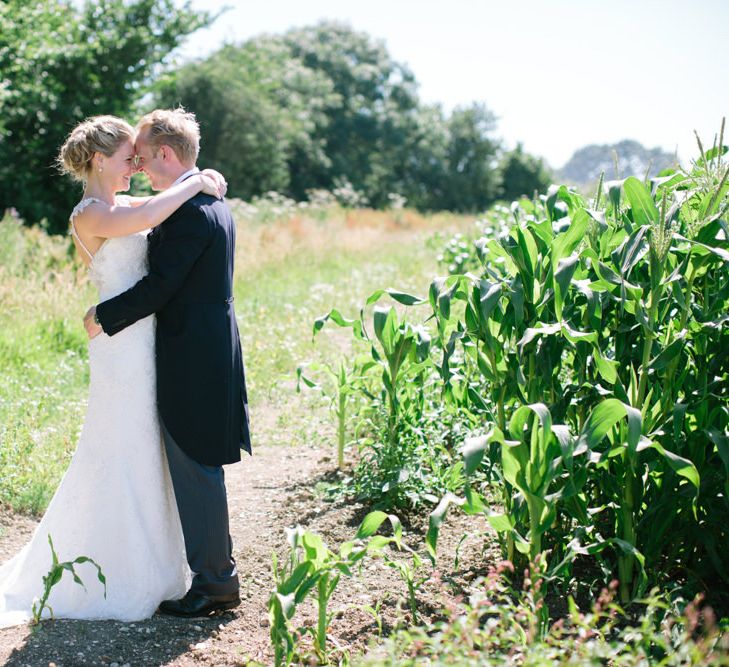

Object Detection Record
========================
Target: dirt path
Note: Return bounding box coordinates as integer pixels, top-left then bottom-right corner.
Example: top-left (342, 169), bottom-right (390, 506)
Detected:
top-left (0, 435), bottom-right (494, 667)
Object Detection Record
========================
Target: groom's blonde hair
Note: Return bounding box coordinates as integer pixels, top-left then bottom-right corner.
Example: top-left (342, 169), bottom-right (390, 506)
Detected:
top-left (137, 108), bottom-right (200, 167)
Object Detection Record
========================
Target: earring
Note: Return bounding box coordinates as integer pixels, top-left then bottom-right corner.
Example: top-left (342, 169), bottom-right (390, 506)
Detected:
top-left (98, 166), bottom-right (103, 173)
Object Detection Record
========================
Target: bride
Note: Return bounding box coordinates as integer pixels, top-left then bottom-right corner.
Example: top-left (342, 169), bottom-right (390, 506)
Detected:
top-left (0, 115), bottom-right (225, 627)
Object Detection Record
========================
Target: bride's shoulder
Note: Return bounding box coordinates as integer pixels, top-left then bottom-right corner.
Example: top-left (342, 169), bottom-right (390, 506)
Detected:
top-left (70, 197), bottom-right (105, 222)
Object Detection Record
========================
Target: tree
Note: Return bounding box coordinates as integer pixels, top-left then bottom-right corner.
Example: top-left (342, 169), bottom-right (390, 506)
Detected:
top-left (559, 139), bottom-right (677, 186)
top-left (0, 0), bottom-right (210, 232)
top-left (498, 143), bottom-right (552, 201)
top-left (156, 21), bottom-right (503, 212)
top-left (380, 103), bottom-right (450, 211)
top-left (154, 39), bottom-right (337, 200)
top-left (156, 22), bottom-right (444, 207)
top-left (440, 103), bottom-right (501, 212)
top-left (157, 22), bottom-right (502, 212)
top-left (280, 21), bottom-right (424, 206)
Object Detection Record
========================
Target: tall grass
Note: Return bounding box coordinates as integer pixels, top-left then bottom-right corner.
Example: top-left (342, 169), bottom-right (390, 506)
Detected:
top-left (0, 217), bottom-right (91, 513)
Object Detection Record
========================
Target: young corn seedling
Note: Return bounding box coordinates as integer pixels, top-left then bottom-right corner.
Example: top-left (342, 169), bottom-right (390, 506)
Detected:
top-left (313, 289), bottom-right (431, 500)
top-left (297, 356), bottom-right (376, 470)
top-left (268, 511), bottom-right (402, 665)
top-left (32, 534), bottom-right (106, 624)
top-left (380, 549), bottom-right (428, 624)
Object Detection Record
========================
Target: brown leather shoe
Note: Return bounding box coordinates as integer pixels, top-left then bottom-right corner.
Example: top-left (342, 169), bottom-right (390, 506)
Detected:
top-left (158, 590), bottom-right (240, 618)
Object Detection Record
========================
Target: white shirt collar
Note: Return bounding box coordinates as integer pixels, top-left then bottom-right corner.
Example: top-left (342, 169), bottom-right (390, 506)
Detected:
top-left (171, 167), bottom-right (200, 187)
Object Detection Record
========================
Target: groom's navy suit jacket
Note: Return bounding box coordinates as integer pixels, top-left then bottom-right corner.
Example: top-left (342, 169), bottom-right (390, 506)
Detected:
top-left (96, 192), bottom-right (251, 466)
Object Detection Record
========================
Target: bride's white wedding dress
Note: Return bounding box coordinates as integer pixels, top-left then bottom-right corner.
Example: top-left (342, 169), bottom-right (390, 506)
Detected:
top-left (0, 197), bottom-right (189, 628)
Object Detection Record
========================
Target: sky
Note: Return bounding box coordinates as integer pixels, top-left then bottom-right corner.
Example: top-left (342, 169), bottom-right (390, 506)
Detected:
top-left (175, 0), bottom-right (729, 169)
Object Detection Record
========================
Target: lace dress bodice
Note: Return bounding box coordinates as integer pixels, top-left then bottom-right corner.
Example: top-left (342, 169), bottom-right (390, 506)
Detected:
top-left (69, 196), bottom-right (149, 301)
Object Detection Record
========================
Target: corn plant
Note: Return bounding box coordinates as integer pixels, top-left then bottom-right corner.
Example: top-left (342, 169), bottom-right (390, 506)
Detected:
top-left (32, 534), bottom-right (106, 624)
top-left (314, 289), bottom-right (430, 446)
top-left (432, 397), bottom-right (700, 600)
top-left (297, 355), bottom-right (376, 469)
top-left (269, 511), bottom-right (402, 666)
top-left (355, 575), bottom-right (729, 666)
top-left (313, 289), bottom-right (437, 507)
top-left (307, 123), bottom-right (728, 609)
top-left (424, 124), bottom-right (728, 603)
top-left (382, 551), bottom-right (428, 625)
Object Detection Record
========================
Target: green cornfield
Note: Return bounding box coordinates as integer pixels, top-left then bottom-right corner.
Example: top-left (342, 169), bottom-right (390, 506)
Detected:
top-left (314, 125), bottom-right (729, 615)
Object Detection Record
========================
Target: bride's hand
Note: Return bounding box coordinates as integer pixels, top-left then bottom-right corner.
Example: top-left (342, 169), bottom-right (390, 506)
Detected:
top-left (198, 173), bottom-right (223, 199)
top-left (201, 169), bottom-right (227, 198)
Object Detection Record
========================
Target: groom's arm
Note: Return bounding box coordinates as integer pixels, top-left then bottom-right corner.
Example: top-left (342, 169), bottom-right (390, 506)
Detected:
top-left (96, 204), bottom-right (213, 336)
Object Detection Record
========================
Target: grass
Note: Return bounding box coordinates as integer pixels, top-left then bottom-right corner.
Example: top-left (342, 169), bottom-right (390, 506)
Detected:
top-left (0, 204), bottom-right (474, 514)
top-left (354, 569), bottom-right (729, 666)
top-left (0, 219), bottom-right (92, 513)
top-left (232, 205), bottom-right (474, 447)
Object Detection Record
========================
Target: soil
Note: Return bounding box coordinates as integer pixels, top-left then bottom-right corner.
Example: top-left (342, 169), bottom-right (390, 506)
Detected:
top-left (0, 429), bottom-right (497, 666)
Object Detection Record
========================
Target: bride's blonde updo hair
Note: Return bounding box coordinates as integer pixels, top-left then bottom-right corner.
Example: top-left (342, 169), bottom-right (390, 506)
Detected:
top-left (58, 115), bottom-right (135, 182)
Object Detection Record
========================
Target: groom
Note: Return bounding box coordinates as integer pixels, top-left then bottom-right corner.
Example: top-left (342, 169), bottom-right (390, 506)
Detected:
top-left (83, 108), bottom-right (252, 617)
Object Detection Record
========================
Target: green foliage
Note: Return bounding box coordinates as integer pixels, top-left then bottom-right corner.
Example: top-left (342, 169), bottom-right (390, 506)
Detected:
top-left (380, 550), bottom-right (428, 625)
top-left (154, 38), bottom-right (336, 200)
top-left (499, 143), bottom-right (553, 201)
top-left (312, 289), bottom-right (470, 510)
top-left (32, 534), bottom-right (106, 624)
top-left (346, 407), bottom-right (467, 511)
top-left (436, 206), bottom-right (512, 275)
top-left (0, 0), bottom-right (210, 233)
top-left (453, 137), bottom-right (727, 605)
top-left (297, 356), bottom-right (376, 470)
top-left (439, 104), bottom-right (501, 211)
top-left (0, 214), bottom-right (92, 514)
top-left (314, 289), bottom-right (430, 454)
top-left (354, 567), bottom-right (728, 666)
top-left (269, 511), bottom-right (402, 666)
top-left (437, 233), bottom-right (479, 275)
top-left (154, 22), bottom-right (504, 213)
top-left (313, 125), bottom-right (729, 611)
top-left (282, 21), bottom-right (423, 208)
top-left (2, 12), bottom-right (548, 225)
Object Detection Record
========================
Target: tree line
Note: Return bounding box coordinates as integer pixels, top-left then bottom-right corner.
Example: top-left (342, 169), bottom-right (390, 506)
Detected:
top-left (0, 1), bottom-right (551, 234)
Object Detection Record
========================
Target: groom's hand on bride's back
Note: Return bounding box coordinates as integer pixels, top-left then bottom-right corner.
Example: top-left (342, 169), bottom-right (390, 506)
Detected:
top-left (83, 306), bottom-right (103, 339)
